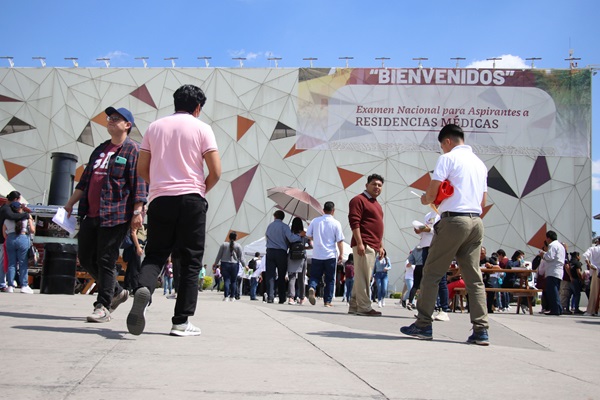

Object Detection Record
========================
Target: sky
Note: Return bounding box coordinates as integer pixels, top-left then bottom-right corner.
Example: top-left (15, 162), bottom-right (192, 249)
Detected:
top-left (3, 0), bottom-right (600, 231)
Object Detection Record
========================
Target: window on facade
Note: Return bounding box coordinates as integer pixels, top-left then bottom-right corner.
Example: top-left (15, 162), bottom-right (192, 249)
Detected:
top-left (270, 121), bottom-right (296, 140)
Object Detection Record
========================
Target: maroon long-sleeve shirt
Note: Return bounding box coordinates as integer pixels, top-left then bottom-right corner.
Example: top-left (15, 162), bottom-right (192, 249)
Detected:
top-left (348, 191), bottom-right (384, 249)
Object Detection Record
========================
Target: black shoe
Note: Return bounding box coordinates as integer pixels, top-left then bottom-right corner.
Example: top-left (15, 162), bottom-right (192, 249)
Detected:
top-left (574, 309), bottom-right (585, 315)
top-left (267, 299), bottom-right (274, 304)
top-left (563, 310), bottom-right (573, 315)
top-left (544, 311), bottom-right (561, 316)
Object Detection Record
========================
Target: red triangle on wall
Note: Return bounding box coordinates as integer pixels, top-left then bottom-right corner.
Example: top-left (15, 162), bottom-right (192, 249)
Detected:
top-left (527, 223), bottom-right (547, 250)
top-left (337, 167), bottom-right (363, 189)
top-left (130, 85), bottom-right (157, 109)
top-left (237, 116), bottom-right (255, 141)
top-left (410, 173), bottom-right (431, 192)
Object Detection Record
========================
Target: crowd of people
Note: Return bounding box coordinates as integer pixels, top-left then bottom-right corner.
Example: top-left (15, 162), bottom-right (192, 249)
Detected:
top-left (3, 100), bottom-right (599, 346)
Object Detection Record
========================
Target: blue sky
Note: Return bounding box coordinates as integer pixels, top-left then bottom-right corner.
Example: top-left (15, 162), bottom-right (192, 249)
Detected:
top-left (3, 0), bottom-right (600, 230)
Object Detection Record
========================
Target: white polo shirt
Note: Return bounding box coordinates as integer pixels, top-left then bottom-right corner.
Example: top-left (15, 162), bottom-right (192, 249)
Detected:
top-left (432, 144), bottom-right (487, 214)
top-left (306, 214), bottom-right (345, 260)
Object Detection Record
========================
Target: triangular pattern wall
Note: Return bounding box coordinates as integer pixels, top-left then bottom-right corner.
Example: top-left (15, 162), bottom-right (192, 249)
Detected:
top-left (0, 67), bottom-right (592, 286)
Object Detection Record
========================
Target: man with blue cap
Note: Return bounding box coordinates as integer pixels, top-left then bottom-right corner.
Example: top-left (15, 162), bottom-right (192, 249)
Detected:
top-left (65, 106), bottom-right (147, 323)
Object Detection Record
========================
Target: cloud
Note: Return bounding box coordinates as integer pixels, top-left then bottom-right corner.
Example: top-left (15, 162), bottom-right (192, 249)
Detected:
top-left (227, 49), bottom-right (278, 64)
top-left (592, 160), bottom-right (600, 191)
top-left (466, 54), bottom-right (530, 69)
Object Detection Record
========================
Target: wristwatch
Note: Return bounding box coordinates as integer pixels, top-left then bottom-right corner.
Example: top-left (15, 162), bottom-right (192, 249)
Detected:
top-left (133, 209), bottom-right (143, 216)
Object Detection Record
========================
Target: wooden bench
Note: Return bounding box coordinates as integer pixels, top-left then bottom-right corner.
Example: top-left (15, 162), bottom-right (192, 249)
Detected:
top-left (453, 287), bottom-right (542, 315)
top-left (76, 257), bottom-right (128, 295)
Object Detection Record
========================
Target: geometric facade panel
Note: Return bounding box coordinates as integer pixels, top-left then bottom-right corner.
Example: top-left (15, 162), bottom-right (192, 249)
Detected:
top-left (1, 116), bottom-right (35, 135)
top-left (522, 156), bottom-right (551, 197)
top-left (487, 166), bottom-right (518, 198)
top-left (0, 67), bottom-right (591, 289)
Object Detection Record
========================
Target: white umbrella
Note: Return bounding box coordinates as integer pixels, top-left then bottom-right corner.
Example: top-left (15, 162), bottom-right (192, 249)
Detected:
top-left (267, 186), bottom-right (323, 221)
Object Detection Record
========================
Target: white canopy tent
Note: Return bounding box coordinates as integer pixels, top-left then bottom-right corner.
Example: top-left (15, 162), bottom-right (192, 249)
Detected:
top-left (0, 174), bottom-right (28, 204)
top-left (243, 236), bottom-right (353, 261)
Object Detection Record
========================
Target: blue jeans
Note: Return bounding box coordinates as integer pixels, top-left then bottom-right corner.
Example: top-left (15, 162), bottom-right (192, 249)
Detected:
top-left (163, 276), bottom-right (173, 294)
top-left (375, 271), bottom-right (388, 302)
top-left (0, 243), bottom-right (6, 288)
top-left (309, 258), bottom-right (336, 304)
top-left (250, 277), bottom-right (258, 299)
top-left (6, 233), bottom-right (29, 287)
top-left (402, 278), bottom-right (414, 302)
top-left (345, 277), bottom-right (354, 301)
top-left (220, 262), bottom-right (238, 299)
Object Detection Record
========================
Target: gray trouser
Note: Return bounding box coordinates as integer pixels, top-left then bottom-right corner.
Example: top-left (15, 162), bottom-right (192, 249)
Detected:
top-left (416, 215), bottom-right (489, 331)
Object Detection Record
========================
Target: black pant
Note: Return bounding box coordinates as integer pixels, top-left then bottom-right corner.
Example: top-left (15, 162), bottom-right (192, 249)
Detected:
top-left (78, 217), bottom-right (129, 308)
top-left (408, 246), bottom-right (429, 303)
top-left (266, 248), bottom-right (288, 303)
top-left (137, 194), bottom-right (208, 325)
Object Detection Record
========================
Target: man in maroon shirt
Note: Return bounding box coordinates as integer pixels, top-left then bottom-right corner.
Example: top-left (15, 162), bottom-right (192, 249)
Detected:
top-left (348, 174), bottom-right (385, 316)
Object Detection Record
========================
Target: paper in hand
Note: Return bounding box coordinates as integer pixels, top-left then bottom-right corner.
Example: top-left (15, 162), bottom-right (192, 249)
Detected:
top-left (52, 207), bottom-right (77, 235)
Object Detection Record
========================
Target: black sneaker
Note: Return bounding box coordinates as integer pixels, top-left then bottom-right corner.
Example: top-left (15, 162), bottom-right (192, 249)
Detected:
top-left (127, 287), bottom-right (150, 336)
top-left (467, 329), bottom-right (490, 346)
top-left (400, 323), bottom-right (432, 340)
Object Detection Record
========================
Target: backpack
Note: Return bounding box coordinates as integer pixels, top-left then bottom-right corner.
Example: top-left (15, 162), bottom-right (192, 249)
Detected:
top-left (289, 241), bottom-right (306, 260)
top-left (248, 258), bottom-right (257, 271)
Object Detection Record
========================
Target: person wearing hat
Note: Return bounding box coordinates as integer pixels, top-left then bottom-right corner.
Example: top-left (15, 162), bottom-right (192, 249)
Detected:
top-left (64, 106), bottom-right (147, 323)
top-left (0, 191), bottom-right (31, 292)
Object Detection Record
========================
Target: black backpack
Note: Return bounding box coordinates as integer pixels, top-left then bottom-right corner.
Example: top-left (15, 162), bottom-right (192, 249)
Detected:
top-left (289, 241), bottom-right (306, 260)
top-left (248, 258), bottom-right (257, 270)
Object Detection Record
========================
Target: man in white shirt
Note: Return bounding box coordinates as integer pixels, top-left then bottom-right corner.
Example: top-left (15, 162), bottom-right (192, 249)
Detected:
top-left (539, 230), bottom-right (566, 315)
top-left (306, 201), bottom-right (345, 307)
top-left (583, 238), bottom-right (600, 315)
top-left (401, 124), bottom-right (489, 345)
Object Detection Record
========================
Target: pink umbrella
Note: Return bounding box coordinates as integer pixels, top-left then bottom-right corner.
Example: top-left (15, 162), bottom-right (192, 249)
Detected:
top-left (267, 186), bottom-right (323, 221)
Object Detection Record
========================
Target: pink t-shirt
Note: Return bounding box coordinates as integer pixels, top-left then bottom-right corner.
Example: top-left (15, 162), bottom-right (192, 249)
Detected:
top-left (141, 113), bottom-right (218, 202)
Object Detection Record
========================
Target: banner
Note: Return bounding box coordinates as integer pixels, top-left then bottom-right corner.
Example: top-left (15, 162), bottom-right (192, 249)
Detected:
top-left (296, 68), bottom-right (591, 157)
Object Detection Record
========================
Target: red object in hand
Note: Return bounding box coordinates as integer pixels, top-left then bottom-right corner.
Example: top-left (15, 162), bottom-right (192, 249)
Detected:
top-left (434, 180), bottom-right (454, 206)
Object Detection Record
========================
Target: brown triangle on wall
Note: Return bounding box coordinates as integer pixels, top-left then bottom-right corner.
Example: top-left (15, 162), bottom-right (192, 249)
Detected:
top-left (130, 84), bottom-right (157, 109)
top-left (0, 95), bottom-right (21, 102)
top-left (237, 115), bottom-right (255, 141)
top-left (410, 173), bottom-right (431, 192)
top-left (284, 144), bottom-right (305, 159)
top-left (92, 111), bottom-right (109, 128)
top-left (3, 160), bottom-right (26, 180)
top-left (337, 167), bottom-right (363, 189)
top-left (527, 223), bottom-right (547, 250)
top-left (225, 230), bottom-right (249, 242)
top-left (74, 165), bottom-right (86, 183)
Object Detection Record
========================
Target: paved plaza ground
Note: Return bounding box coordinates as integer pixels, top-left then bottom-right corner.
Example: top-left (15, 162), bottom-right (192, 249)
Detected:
top-left (1, 289), bottom-right (598, 399)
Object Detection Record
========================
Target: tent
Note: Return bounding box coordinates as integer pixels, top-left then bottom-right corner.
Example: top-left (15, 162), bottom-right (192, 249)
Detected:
top-left (243, 236), bottom-right (353, 261)
top-left (0, 174), bottom-right (28, 205)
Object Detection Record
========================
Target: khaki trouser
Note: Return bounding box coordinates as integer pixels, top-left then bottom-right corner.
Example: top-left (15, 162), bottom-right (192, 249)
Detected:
top-left (586, 272), bottom-right (600, 314)
top-left (349, 245), bottom-right (376, 313)
top-left (416, 215), bottom-right (489, 331)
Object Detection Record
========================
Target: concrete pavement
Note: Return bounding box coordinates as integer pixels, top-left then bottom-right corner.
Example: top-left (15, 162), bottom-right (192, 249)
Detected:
top-left (1, 289), bottom-right (598, 399)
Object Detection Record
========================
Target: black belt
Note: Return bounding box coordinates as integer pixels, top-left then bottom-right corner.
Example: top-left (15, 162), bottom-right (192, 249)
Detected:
top-left (440, 211), bottom-right (480, 218)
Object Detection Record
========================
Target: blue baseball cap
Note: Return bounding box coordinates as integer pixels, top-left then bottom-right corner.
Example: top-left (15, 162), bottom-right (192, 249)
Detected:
top-left (105, 106), bottom-right (135, 126)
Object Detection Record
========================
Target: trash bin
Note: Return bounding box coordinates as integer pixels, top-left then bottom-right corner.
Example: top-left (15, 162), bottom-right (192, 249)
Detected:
top-left (40, 242), bottom-right (77, 295)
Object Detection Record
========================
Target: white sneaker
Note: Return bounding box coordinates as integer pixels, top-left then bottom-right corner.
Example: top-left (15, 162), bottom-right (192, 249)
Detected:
top-left (223, 297), bottom-right (227, 301)
top-left (87, 305), bottom-right (111, 323)
top-left (377, 301), bottom-right (382, 308)
top-left (170, 321), bottom-right (201, 337)
top-left (434, 310), bottom-right (450, 322)
top-left (382, 299), bottom-right (385, 307)
top-left (7, 286), bottom-right (14, 293)
top-left (20, 286), bottom-right (34, 294)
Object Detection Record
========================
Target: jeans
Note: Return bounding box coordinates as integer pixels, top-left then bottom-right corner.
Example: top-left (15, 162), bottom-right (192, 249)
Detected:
top-left (137, 194), bottom-right (208, 325)
top-left (265, 248), bottom-right (288, 303)
top-left (544, 276), bottom-right (562, 315)
top-left (163, 276), bottom-right (173, 294)
top-left (345, 277), bottom-right (354, 301)
top-left (402, 278), bottom-right (414, 302)
top-left (436, 274), bottom-right (450, 311)
top-left (77, 217), bottom-right (129, 308)
top-left (309, 258), bottom-right (336, 304)
top-left (250, 277), bottom-right (258, 299)
top-left (6, 233), bottom-right (29, 287)
top-left (570, 279), bottom-right (583, 310)
top-left (220, 262), bottom-right (238, 299)
top-left (0, 243), bottom-right (6, 287)
top-left (409, 265), bottom-right (424, 303)
top-left (375, 271), bottom-right (388, 302)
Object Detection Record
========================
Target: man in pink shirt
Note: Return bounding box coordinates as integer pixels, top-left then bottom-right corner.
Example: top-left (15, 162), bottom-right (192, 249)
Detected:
top-left (127, 84), bottom-right (221, 337)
